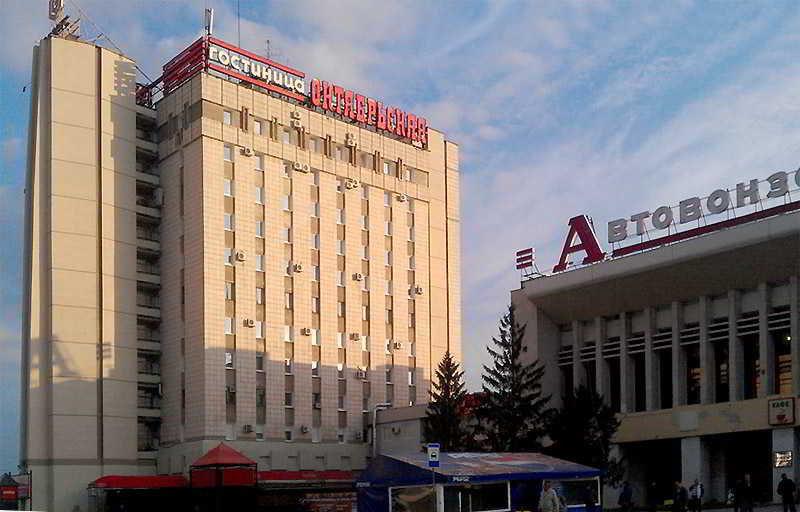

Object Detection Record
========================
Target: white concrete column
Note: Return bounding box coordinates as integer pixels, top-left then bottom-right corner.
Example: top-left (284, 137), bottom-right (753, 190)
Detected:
top-left (699, 297), bottom-right (714, 405)
top-left (681, 436), bottom-right (710, 493)
top-left (790, 277), bottom-right (799, 396)
top-left (759, 283), bottom-right (775, 397)
top-left (729, 290), bottom-right (743, 402)
top-left (596, 317), bottom-right (609, 401)
top-left (672, 301), bottom-right (686, 407)
top-left (572, 320), bottom-right (584, 390)
top-left (620, 312), bottom-right (633, 413)
top-left (772, 428), bottom-right (798, 502)
top-left (644, 308), bottom-right (658, 411)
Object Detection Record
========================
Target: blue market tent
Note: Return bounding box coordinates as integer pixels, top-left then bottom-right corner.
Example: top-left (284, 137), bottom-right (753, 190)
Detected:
top-left (357, 452), bottom-right (601, 512)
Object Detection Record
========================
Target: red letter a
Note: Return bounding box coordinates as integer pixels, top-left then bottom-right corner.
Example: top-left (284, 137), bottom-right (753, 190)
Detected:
top-left (552, 215), bottom-right (605, 272)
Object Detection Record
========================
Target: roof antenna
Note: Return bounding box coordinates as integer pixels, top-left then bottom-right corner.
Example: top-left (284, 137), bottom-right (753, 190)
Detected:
top-left (265, 39), bottom-right (271, 59)
top-left (204, 7), bottom-right (214, 36)
top-left (237, 0), bottom-right (241, 46)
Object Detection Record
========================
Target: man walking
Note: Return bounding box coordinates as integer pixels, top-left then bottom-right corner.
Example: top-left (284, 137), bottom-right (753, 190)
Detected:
top-left (689, 479), bottom-right (704, 512)
top-left (673, 481), bottom-right (688, 512)
top-left (778, 473), bottom-right (797, 512)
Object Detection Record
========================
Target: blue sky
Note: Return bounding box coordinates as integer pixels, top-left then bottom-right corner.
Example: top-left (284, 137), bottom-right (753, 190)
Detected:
top-left (4, 0), bottom-right (800, 471)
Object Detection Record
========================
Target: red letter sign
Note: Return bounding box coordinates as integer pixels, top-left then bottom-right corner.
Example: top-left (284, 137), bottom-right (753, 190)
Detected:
top-left (552, 215), bottom-right (605, 272)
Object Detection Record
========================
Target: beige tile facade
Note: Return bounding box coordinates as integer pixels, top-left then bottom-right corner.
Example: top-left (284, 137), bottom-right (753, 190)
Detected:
top-left (23, 35), bottom-right (461, 512)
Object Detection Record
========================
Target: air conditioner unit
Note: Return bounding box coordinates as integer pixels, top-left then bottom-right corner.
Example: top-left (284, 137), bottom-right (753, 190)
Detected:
top-left (300, 424), bottom-right (310, 433)
top-left (291, 119), bottom-right (302, 129)
top-left (293, 162), bottom-right (303, 171)
top-left (235, 251), bottom-right (246, 262)
top-left (243, 318), bottom-right (255, 328)
top-left (293, 263), bottom-right (304, 273)
top-left (350, 332), bottom-right (361, 341)
top-left (353, 273), bottom-right (364, 281)
top-left (300, 327), bottom-right (312, 336)
top-left (242, 424), bottom-right (253, 433)
top-left (290, 111), bottom-right (301, 120)
top-left (345, 178), bottom-right (360, 190)
top-left (345, 138), bottom-right (356, 148)
top-left (414, 286), bottom-right (424, 295)
top-left (313, 401), bottom-right (321, 409)
top-left (393, 341), bottom-right (403, 350)
top-left (355, 369), bottom-right (367, 380)
top-left (241, 147), bottom-right (254, 157)
top-left (397, 193), bottom-right (408, 202)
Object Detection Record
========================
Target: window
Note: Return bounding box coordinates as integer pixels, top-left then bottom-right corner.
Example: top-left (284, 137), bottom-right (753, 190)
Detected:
top-left (362, 245), bottom-right (369, 260)
top-left (284, 430), bottom-right (293, 442)
top-left (312, 170), bottom-right (320, 186)
top-left (224, 144), bottom-right (233, 162)
top-left (337, 333), bottom-right (345, 348)
top-left (384, 191), bottom-right (391, 206)
top-left (255, 254), bottom-right (264, 272)
top-left (362, 276), bottom-right (369, 291)
top-left (312, 233), bottom-right (320, 249)
top-left (312, 361), bottom-right (320, 377)
top-left (386, 281), bottom-right (392, 295)
top-left (335, 145), bottom-right (343, 161)
top-left (282, 129), bottom-right (291, 144)
top-left (361, 184), bottom-right (369, 199)
top-left (256, 287), bottom-right (264, 305)
top-left (256, 221), bottom-right (265, 238)
top-left (255, 321), bottom-right (264, 339)
top-left (224, 317), bottom-right (234, 335)
top-left (338, 396), bottom-right (345, 410)
top-left (283, 326), bottom-right (293, 342)
top-left (312, 427), bottom-right (321, 443)
top-left (409, 256), bottom-right (415, 269)
top-left (338, 301), bottom-right (346, 317)
top-left (362, 305), bottom-right (369, 321)
top-left (361, 215), bottom-right (369, 230)
top-left (337, 239), bottom-right (345, 255)
top-left (254, 119), bottom-right (262, 135)
top-left (337, 209), bottom-right (345, 224)
top-left (312, 202), bottom-right (320, 217)
top-left (224, 179), bottom-right (233, 197)
top-left (309, 137), bottom-right (322, 154)
top-left (255, 154), bottom-right (264, 171)
top-left (225, 282), bottom-right (235, 301)
top-left (224, 213), bottom-right (235, 231)
top-left (312, 297), bottom-right (320, 313)
top-left (313, 265), bottom-right (320, 281)
top-left (311, 329), bottom-right (320, 345)
top-left (284, 392), bottom-right (293, 406)
top-left (285, 292), bottom-right (294, 310)
top-left (284, 359), bottom-right (293, 374)
top-left (382, 160), bottom-right (390, 175)
top-left (256, 353), bottom-right (265, 371)
top-left (223, 110), bottom-right (232, 125)
top-left (225, 351), bottom-right (234, 369)
top-left (386, 251), bottom-right (392, 266)
top-left (385, 221), bottom-right (392, 235)
top-left (282, 195), bottom-right (292, 211)
top-left (282, 161), bottom-right (291, 178)
top-left (337, 271), bottom-right (345, 287)
top-left (284, 260), bottom-right (292, 276)
top-left (224, 248), bottom-right (234, 266)
top-left (283, 227), bottom-right (292, 243)
top-left (255, 186), bottom-right (264, 204)
top-left (337, 432), bottom-right (345, 444)
top-left (386, 309), bottom-right (393, 323)
top-left (337, 178), bottom-right (345, 193)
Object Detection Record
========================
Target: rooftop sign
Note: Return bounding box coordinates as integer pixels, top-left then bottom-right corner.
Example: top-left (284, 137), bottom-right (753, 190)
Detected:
top-left (154, 37), bottom-right (427, 146)
top-left (548, 168), bottom-right (800, 273)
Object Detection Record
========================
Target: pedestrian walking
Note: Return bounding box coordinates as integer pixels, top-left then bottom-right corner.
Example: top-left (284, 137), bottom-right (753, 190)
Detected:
top-left (672, 481), bottom-right (688, 512)
top-left (689, 479), bottom-right (704, 512)
top-left (619, 481), bottom-right (634, 512)
top-left (540, 481), bottom-right (563, 512)
top-left (778, 473), bottom-right (797, 512)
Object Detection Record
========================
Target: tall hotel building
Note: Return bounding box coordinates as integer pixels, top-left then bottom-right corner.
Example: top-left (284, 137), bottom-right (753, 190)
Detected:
top-left (22, 32), bottom-right (461, 511)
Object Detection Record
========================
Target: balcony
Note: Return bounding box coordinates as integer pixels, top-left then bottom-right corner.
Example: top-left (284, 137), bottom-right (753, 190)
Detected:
top-left (136, 259), bottom-right (160, 286)
top-left (136, 226), bottom-right (160, 252)
top-left (137, 292), bottom-right (160, 319)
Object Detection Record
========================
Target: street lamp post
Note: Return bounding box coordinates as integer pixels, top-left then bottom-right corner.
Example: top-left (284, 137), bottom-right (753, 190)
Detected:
top-left (371, 402), bottom-right (391, 459)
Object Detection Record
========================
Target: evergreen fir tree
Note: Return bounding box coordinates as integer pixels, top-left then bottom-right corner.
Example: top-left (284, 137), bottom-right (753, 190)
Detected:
top-left (424, 351), bottom-right (468, 451)
top-left (545, 385), bottom-right (624, 484)
top-left (476, 305), bottom-right (550, 452)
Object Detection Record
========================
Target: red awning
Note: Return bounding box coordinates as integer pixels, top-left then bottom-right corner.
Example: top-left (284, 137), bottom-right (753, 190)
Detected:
top-left (258, 470), bottom-right (356, 482)
top-left (90, 475), bottom-right (188, 489)
top-left (191, 443), bottom-right (257, 468)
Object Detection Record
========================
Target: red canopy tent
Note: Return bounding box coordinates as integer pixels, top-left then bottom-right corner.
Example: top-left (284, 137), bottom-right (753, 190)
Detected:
top-left (190, 443), bottom-right (258, 488)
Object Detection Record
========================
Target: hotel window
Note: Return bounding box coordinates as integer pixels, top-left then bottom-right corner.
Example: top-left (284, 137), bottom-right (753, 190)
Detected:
top-left (255, 154), bottom-right (264, 171)
top-left (282, 128), bottom-right (292, 144)
top-left (361, 215), bottom-right (369, 230)
top-left (360, 152), bottom-right (374, 169)
top-left (282, 161), bottom-right (291, 178)
top-left (382, 160), bottom-right (390, 175)
top-left (284, 392), bottom-right (293, 406)
top-left (256, 353), bottom-right (265, 371)
top-left (337, 333), bottom-right (345, 348)
top-left (338, 396), bottom-right (345, 410)
top-left (285, 292), bottom-right (294, 310)
top-left (337, 271), bottom-right (345, 287)
top-left (284, 430), bottom-right (293, 442)
top-left (225, 351), bottom-right (234, 369)
top-left (282, 195), bottom-right (292, 211)
top-left (313, 170), bottom-right (320, 186)
top-left (256, 221), bottom-right (265, 238)
top-left (337, 239), bottom-right (345, 255)
top-left (256, 287), bottom-right (264, 305)
top-left (224, 317), bottom-right (234, 335)
top-left (312, 361), bottom-right (320, 377)
top-left (338, 301), bottom-right (346, 317)
top-left (386, 281), bottom-right (392, 295)
top-left (312, 202), bottom-right (320, 217)
top-left (254, 119), bottom-right (262, 135)
top-left (312, 233), bottom-right (320, 249)
top-left (224, 248), bottom-right (234, 266)
top-left (385, 221), bottom-right (392, 235)
top-left (225, 282), bottom-right (235, 301)
top-left (312, 427), bottom-right (321, 443)
top-left (337, 209), bottom-right (345, 224)
top-left (385, 251), bottom-right (392, 266)
top-left (362, 305), bottom-right (369, 321)
top-left (255, 186), bottom-right (264, 204)
top-left (313, 265), bottom-right (320, 281)
top-left (223, 110), bottom-right (232, 125)
top-left (408, 226), bottom-right (415, 241)
top-left (312, 297), bottom-right (320, 313)
top-left (255, 321), bottom-right (264, 339)
top-left (384, 191), bottom-right (391, 206)
top-left (386, 309), bottom-right (393, 324)
top-left (283, 227), bottom-right (292, 243)
top-left (361, 276), bottom-right (369, 292)
top-left (224, 144), bottom-right (233, 162)
top-left (284, 326), bottom-right (293, 342)
top-left (309, 137), bottom-right (322, 154)
top-left (337, 432), bottom-right (345, 444)
top-left (362, 246), bottom-right (369, 260)
top-left (224, 213), bottom-right (235, 231)
top-left (335, 145), bottom-right (344, 161)
top-left (409, 256), bottom-right (415, 269)
top-left (255, 254), bottom-right (264, 272)
top-left (224, 179), bottom-right (233, 197)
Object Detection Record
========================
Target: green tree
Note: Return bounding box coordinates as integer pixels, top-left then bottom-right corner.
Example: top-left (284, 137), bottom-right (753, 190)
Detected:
top-left (545, 385), bottom-right (623, 484)
top-left (424, 351), bottom-right (468, 451)
top-left (476, 305), bottom-right (550, 451)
